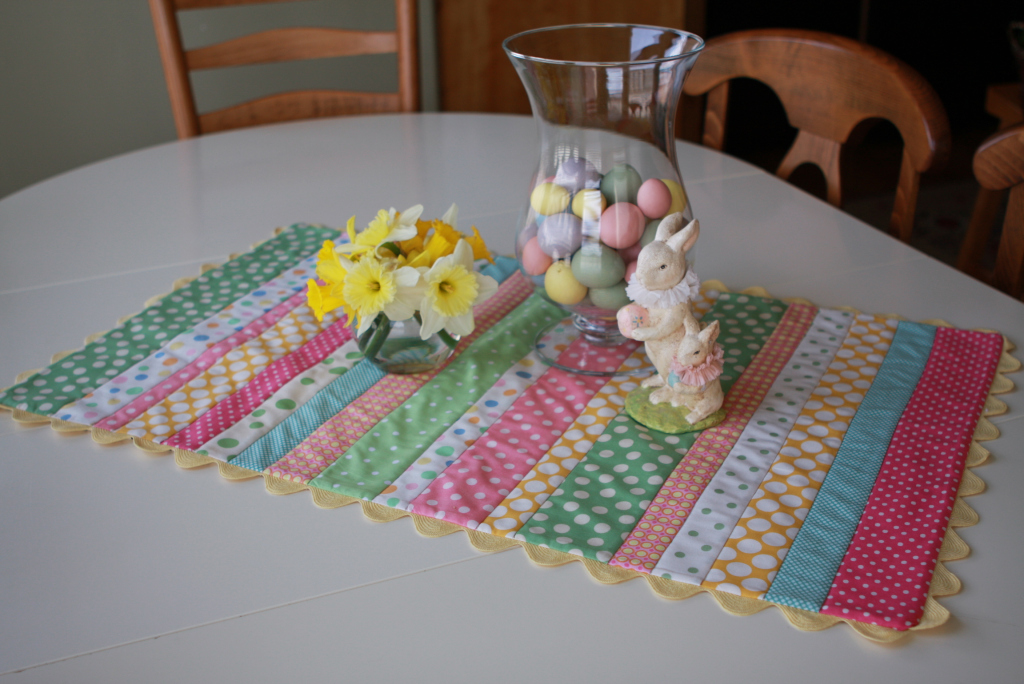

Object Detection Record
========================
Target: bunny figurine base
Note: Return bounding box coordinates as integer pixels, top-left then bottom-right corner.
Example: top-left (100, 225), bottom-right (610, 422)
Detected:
top-left (625, 386), bottom-right (726, 434)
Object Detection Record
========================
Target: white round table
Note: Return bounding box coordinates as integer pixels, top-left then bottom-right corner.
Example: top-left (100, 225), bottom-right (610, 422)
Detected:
top-left (1, 114), bottom-right (1021, 683)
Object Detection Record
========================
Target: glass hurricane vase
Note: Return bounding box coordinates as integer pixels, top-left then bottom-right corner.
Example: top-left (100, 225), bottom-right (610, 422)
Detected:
top-left (504, 24), bottom-right (704, 375)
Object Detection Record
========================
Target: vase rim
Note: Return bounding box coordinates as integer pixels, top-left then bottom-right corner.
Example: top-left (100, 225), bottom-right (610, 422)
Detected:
top-left (503, 23), bottom-right (704, 67)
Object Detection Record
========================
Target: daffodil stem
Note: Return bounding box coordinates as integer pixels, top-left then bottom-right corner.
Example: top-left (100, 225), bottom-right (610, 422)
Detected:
top-left (362, 313), bottom-right (392, 362)
top-left (413, 312), bottom-right (459, 350)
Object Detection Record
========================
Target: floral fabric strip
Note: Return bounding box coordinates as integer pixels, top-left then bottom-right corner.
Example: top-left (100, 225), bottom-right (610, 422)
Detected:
top-left (90, 292), bottom-right (308, 432)
top-left (306, 288), bottom-right (560, 496)
top-left (0, 224), bottom-right (337, 415)
top-left (193, 339), bottom-right (364, 463)
top-left (610, 302), bottom-right (817, 573)
top-left (230, 359), bottom-right (386, 472)
top-left (819, 328), bottom-right (1004, 629)
top-left (372, 320), bottom-right (578, 511)
top-left (407, 336), bottom-right (638, 528)
top-left (764, 321), bottom-right (936, 612)
top-left (54, 257), bottom-right (316, 426)
top-left (701, 312), bottom-right (899, 598)
top-left (650, 308), bottom-right (850, 584)
top-left (513, 293), bottom-right (786, 563)
top-left (165, 315), bottom-right (353, 450)
top-left (119, 302), bottom-right (344, 443)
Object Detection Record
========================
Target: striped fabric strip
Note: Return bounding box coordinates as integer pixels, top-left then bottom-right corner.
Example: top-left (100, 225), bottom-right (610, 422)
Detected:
top-left (120, 301), bottom-right (345, 443)
top-left (193, 339), bottom-right (364, 463)
top-left (610, 302), bottom-right (818, 572)
top-left (764, 321), bottom-right (937, 612)
top-left (702, 312), bottom-right (900, 598)
top-left (651, 308), bottom-right (850, 584)
top-left (0, 224), bottom-right (337, 415)
top-left (373, 320), bottom-right (578, 511)
top-left (54, 256), bottom-right (317, 426)
top-left (820, 328), bottom-right (1004, 629)
top-left (408, 336), bottom-right (638, 528)
top-left (165, 315), bottom-right (353, 450)
top-left (231, 360), bottom-right (386, 472)
top-left (305, 287), bottom-right (559, 495)
top-left (513, 293), bottom-right (786, 563)
top-left (92, 291), bottom-right (308, 432)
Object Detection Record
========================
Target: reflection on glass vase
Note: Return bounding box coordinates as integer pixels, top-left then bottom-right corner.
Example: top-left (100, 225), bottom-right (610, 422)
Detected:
top-left (356, 314), bottom-right (458, 374)
top-left (504, 24), bottom-right (704, 375)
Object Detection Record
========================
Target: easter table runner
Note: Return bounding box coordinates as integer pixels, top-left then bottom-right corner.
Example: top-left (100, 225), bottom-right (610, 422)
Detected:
top-left (2, 224), bottom-right (1018, 642)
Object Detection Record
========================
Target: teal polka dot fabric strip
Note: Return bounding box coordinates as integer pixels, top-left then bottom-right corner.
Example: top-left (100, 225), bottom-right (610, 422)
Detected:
top-left (764, 320), bottom-right (937, 612)
top-left (309, 293), bottom-right (563, 500)
top-left (0, 224), bottom-right (338, 416)
top-left (229, 359), bottom-right (386, 472)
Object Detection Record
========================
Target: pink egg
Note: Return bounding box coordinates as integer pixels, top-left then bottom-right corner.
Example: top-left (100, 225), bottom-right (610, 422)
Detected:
top-left (618, 241), bottom-right (643, 263)
top-left (599, 202), bottom-right (645, 249)
top-left (616, 303), bottom-right (649, 338)
top-left (521, 236), bottom-right (553, 276)
top-left (637, 178), bottom-right (672, 219)
top-left (624, 260), bottom-right (637, 282)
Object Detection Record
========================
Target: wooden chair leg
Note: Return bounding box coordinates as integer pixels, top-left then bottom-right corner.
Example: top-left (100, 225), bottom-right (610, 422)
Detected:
top-left (957, 187), bottom-right (1005, 277)
top-left (992, 184), bottom-right (1024, 299)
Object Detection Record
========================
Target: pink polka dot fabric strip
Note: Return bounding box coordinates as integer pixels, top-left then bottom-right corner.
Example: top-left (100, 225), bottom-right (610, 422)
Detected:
top-left (819, 328), bottom-right (1003, 629)
top-left (97, 291), bottom-right (309, 432)
top-left (610, 302), bottom-right (818, 572)
top-left (407, 337), bottom-right (637, 528)
top-left (164, 315), bottom-right (353, 451)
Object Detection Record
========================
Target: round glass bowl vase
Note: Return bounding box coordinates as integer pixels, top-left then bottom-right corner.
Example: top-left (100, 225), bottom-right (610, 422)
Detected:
top-left (355, 316), bottom-right (458, 375)
top-left (504, 24), bottom-right (704, 375)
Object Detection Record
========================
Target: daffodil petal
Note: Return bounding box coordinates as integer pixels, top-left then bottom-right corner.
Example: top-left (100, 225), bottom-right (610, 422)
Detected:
top-left (418, 304), bottom-right (444, 339)
top-left (474, 273), bottom-right (499, 303)
top-left (444, 311), bottom-right (476, 337)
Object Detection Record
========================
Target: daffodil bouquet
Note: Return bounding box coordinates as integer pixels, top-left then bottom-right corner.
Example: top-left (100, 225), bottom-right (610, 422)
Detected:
top-left (307, 204), bottom-right (498, 370)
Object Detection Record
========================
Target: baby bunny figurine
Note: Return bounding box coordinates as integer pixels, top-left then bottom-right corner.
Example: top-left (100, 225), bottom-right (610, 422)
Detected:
top-left (617, 213), bottom-right (726, 427)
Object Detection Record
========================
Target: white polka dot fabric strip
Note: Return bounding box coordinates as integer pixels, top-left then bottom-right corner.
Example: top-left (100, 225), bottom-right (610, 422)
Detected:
top-left (652, 308), bottom-right (852, 584)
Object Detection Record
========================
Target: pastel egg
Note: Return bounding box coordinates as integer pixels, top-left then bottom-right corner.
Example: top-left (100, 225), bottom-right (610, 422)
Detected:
top-left (589, 281), bottom-right (631, 310)
top-left (600, 163), bottom-right (643, 205)
top-left (521, 236), bottom-right (553, 276)
top-left (624, 260), bottom-right (638, 282)
top-left (618, 240), bottom-right (644, 263)
top-left (599, 202), bottom-right (645, 249)
top-left (637, 178), bottom-right (672, 218)
top-left (544, 261), bottom-right (588, 305)
top-left (517, 219), bottom-right (538, 250)
top-left (640, 219), bottom-right (661, 247)
top-left (570, 244), bottom-right (625, 289)
top-left (616, 303), bottom-right (649, 338)
top-left (530, 182), bottom-right (571, 215)
top-left (537, 213), bottom-right (583, 258)
top-left (571, 188), bottom-right (607, 221)
top-left (661, 178), bottom-right (689, 215)
top-left (555, 158), bottom-right (602, 192)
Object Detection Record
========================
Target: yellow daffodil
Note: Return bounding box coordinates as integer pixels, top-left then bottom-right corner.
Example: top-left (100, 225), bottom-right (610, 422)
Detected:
top-left (343, 256), bottom-right (424, 334)
top-left (419, 239), bottom-right (498, 339)
top-left (307, 278), bottom-right (348, 322)
top-left (466, 225), bottom-right (494, 263)
top-left (316, 237), bottom-right (353, 286)
top-left (336, 205), bottom-right (423, 259)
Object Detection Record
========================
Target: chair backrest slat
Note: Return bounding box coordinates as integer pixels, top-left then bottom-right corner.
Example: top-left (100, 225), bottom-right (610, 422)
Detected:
top-left (186, 28), bottom-right (400, 70)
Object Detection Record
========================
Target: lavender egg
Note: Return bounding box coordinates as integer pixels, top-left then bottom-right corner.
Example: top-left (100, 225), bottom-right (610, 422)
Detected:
top-left (537, 213), bottom-right (583, 258)
top-left (554, 157), bottom-right (602, 192)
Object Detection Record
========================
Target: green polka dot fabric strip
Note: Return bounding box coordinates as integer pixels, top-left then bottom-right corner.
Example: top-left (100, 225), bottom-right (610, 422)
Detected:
top-left (651, 308), bottom-right (853, 584)
top-left (0, 224), bottom-right (338, 417)
top-left (512, 293), bottom-right (787, 563)
top-left (309, 293), bottom-right (563, 500)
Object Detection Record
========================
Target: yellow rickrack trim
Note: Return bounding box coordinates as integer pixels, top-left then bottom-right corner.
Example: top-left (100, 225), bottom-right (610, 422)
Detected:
top-left (0, 265), bottom-right (1018, 642)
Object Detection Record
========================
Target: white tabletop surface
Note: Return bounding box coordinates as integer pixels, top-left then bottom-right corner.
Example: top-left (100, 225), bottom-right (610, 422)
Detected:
top-left (1, 113), bottom-right (1022, 683)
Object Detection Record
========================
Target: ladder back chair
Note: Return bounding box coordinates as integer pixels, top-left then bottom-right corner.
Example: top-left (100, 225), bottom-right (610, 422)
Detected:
top-left (971, 123), bottom-right (1024, 299)
top-left (149, 0), bottom-right (419, 139)
top-left (683, 28), bottom-right (950, 243)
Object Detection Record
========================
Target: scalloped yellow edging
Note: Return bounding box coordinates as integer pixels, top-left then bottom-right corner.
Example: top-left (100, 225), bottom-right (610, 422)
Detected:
top-left (0, 267), bottom-right (1017, 642)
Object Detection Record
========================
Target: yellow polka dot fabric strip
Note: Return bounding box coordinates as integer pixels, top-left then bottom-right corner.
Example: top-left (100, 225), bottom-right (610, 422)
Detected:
top-left (121, 303), bottom-right (343, 443)
top-left (701, 312), bottom-right (900, 599)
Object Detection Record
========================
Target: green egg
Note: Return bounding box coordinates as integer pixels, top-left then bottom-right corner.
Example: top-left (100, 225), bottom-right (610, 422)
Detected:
top-left (588, 281), bottom-right (631, 310)
top-left (640, 218), bottom-right (662, 247)
top-left (571, 243), bottom-right (625, 289)
top-left (600, 163), bottom-right (642, 205)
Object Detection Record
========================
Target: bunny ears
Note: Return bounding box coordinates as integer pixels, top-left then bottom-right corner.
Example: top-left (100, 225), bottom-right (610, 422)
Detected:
top-left (654, 215), bottom-right (700, 254)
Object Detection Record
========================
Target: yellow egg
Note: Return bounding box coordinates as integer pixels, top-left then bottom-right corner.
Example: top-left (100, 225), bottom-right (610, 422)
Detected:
top-left (530, 182), bottom-right (570, 215)
top-left (661, 178), bottom-right (689, 215)
top-left (544, 260), bottom-right (588, 305)
top-left (571, 188), bottom-right (607, 220)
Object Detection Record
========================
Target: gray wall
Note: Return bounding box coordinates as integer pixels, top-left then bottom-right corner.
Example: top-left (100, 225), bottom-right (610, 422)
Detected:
top-left (0, 0), bottom-right (438, 200)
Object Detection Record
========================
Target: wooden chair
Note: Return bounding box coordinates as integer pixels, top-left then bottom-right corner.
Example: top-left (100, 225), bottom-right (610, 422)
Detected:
top-left (683, 28), bottom-right (950, 243)
top-left (149, 0), bottom-right (419, 139)
top-left (969, 123), bottom-right (1024, 298)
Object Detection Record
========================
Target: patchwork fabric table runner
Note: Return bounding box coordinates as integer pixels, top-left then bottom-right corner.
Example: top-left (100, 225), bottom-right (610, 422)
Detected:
top-left (3, 224), bottom-right (1018, 642)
